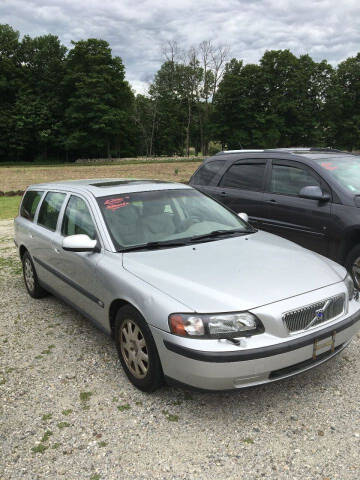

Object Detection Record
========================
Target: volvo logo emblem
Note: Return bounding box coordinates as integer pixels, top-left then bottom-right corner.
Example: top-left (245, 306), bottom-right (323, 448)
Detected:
top-left (306, 299), bottom-right (331, 329)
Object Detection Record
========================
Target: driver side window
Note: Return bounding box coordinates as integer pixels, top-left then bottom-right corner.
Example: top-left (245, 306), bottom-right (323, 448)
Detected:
top-left (62, 195), bottom-right (97, 240)
top-left (271, 164), bottom-right (320, 196)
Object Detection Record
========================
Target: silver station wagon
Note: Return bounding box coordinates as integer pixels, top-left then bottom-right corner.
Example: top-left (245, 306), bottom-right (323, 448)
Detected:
top-left (14, 179), bottom-right (360, 391)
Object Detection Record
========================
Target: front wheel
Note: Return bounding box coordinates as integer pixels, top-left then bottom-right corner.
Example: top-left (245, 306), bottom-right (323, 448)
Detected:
top-left (345, 245), bottom-right (360, 289)
top-left (114, 305), bottom-right (164, 392)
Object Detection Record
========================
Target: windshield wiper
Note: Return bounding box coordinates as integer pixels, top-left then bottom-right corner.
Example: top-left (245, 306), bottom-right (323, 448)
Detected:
top-left (120, 239), bottom-right (190, 252)
top-left (189, 228), bottom-right (254, 243)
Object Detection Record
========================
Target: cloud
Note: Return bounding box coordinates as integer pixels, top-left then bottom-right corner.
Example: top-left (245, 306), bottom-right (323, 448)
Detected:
top-left (1, 0), bottom-right (360, 92)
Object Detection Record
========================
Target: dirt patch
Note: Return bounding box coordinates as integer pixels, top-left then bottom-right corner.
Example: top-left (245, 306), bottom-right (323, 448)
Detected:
top-left (0, 162), bottom-right (200, 192)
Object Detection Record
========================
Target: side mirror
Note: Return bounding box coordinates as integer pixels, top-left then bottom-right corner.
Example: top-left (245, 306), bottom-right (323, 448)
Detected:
top-left (62, 234), bottom-right (98, 252)
top-left (299, 185), bottom-right (330, 202)
top-left (238, 212), bottom-right (249, 223)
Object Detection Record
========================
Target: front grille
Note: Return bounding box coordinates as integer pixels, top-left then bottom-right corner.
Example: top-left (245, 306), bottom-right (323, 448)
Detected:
top-left (283, 294), bottom-right (345, 333)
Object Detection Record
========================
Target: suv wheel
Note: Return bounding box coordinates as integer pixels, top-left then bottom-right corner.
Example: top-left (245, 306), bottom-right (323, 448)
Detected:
top-left (22, 251), bottom-right (47, 298)
top-left (346, 245), bottom-right (360, 289)
top-left (114, 305), bottom-right (163, 392)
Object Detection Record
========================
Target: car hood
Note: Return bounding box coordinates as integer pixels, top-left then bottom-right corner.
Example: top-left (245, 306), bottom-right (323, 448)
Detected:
top-left (122, 231), bottom-right (345, 312)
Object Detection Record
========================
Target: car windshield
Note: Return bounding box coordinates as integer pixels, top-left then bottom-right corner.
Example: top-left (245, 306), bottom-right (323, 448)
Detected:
top-left (97, 188), bottom-right (252, 250)
top-left (314, 156), bottom-right (360, 194)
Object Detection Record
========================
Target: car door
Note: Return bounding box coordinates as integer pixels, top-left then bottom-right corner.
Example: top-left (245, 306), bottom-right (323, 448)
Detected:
top-left (30, 190), bottom-right (68, 291)
top-left (261, 159), bottom-right (332, 255)
top-left (50, 194), bottom-right (105, 319)
top-left (208, 159), bottom-right (269, 228)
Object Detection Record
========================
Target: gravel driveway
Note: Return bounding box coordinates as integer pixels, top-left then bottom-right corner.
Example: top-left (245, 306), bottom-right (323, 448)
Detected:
top-left (1, 219), bottom-right (360, 480)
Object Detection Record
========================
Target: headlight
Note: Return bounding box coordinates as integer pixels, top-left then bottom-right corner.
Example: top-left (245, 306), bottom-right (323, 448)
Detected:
top-left (168, 312), bottom-right (263, 338)
top-left (344, 273), bottom-right (355, 300)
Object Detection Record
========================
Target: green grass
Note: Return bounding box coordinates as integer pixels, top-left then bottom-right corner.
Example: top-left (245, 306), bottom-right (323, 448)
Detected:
top-left (0, 196), bottom-right (21, 219)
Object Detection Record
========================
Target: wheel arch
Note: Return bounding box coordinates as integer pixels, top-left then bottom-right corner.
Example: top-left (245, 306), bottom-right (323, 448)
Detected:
top-left (19, 244), bottom-right (28, 259)
top-left (109, 298), bottom-right (140, 337)
top-left (340, 228), bottom-right (360, 264)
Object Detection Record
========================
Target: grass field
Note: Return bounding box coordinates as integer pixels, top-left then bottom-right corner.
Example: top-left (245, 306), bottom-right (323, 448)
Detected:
top-left (0, 159), bottom-right (202, 219)
top-left (0, 161), bottom-right (200, 193)
top-left (0, 196), bottom-right (21, 219)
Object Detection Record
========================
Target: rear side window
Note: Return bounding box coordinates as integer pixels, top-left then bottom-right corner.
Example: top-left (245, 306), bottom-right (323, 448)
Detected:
top-left (20, 190), bottom-right (44, 221)
top-left (191, 160), bottom-right (224, 185)
top-left (62, 195), bottom-right (97, 240)
top-left (220, 163), bottom-right (266, 191)
top-left (37, 192), bottom-right (66, 231)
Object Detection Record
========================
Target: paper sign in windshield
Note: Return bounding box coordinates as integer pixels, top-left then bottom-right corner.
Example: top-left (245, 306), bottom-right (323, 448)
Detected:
top-left (321, 162), bottom-right (337, 171)
top-left (104, 197), bottom-right (130, 211)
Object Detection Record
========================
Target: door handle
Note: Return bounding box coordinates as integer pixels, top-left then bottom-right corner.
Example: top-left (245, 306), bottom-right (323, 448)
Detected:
top-left (220, 191), bottom-right (227, 196)
top-left (268, 199), bottom-right (277, 203)
top-left (54, 247), bottom-right (60, 254)
top-left (29, 233), bottom-right (34, 239)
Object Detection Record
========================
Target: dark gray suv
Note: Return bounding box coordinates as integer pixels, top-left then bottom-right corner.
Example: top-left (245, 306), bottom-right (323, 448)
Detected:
top-left (189, 148), bottom-right (360, 287)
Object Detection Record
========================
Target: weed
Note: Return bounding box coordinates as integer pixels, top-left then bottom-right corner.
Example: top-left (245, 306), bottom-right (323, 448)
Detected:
top-left (31, 444), bottom-right (48, 454)
top-left (57, 422), bottom-right (70, 429)
top-left (41, 413), bottom-right (52, 421)
top-left (90, 474), bottom-right (101, 480)
top-left (162, 410), bottom-right (179, 422)
top-left (52, 443), bottom-right (61, 449)
top-left (41, 345), bottom-right (55, 355)
top-left (41, 431), bottom-right (53, 443)
top-left (117, 404), bottom-right (131, 412)
top-left (62, 409), bottom-right (73, 416)
top-left (243, 437), bottom-right (254, 444)
top-left (98, 441), bottom-right (108, 447)
top-left (79, 391), bottom-right (92, 402)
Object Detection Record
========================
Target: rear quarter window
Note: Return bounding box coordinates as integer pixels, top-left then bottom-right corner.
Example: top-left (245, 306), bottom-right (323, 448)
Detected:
top-left (20, 191), bottom-right (44, 221)
top-left (220, 163), bottom-right (266, 191)
top-left (191, 160), bottom-right (224, 185)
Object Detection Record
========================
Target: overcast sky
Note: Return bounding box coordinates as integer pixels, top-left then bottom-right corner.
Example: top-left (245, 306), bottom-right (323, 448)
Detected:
top-left (2, 0), bottom-right (360, 93)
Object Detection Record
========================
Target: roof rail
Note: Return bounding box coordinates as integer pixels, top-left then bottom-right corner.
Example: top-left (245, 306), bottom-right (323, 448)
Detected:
top-left (308, 147), bottom-right (348, 153)
top-left (215, 149), bottom-right (264, 155)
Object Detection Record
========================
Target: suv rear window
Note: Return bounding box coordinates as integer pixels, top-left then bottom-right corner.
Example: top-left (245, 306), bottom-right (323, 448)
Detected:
top-left (20, 191), bottom-right (44, 221)
top-left (220, 163), bottom-right (266, 191)
top-left (37, 192), bottom-right (66, 231)
top-left (191, 160), bottom-right (224, 185)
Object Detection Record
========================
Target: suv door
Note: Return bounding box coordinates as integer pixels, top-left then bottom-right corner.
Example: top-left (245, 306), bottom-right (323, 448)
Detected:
top-left (262, 159), bottom-right (332, 255)
top-left (208, 159), bottom-right (268, 228)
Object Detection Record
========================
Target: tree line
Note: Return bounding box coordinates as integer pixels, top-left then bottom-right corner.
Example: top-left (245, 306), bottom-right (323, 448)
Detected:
top-left (1, 23), bottom-right (360, 163)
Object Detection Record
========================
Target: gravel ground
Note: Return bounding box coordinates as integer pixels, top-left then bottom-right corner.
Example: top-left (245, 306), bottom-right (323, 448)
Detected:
top-left (1, 219), bottom-right (360, 480)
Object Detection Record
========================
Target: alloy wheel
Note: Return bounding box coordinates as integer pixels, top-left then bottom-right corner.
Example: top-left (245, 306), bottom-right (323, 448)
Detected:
top-left (24, 258), bottom-right (35, 292)
top-left (352, 257), bottom-right (360, 289)
top-left (120, 319), bottom-right (149, 379)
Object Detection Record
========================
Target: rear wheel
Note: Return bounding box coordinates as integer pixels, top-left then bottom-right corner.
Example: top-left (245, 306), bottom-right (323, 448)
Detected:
top-left (22, 251), bottom-right (47, 298)
top-left (114, 305), bottom-right (163, 392)
top-left (345, 245), bottom-right (360, 289)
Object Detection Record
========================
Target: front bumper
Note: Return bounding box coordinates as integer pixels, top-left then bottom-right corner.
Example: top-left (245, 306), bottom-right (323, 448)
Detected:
top-left (151, 307), bottom-right (360, 391)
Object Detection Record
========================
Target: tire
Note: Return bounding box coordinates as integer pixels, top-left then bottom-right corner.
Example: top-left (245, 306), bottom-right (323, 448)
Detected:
top-left (22, 251), bottom-right (47, 299)
top-left (345, 245), bottom-right (360, 289)
top-left (114, 305), bottom-right (164, 392)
